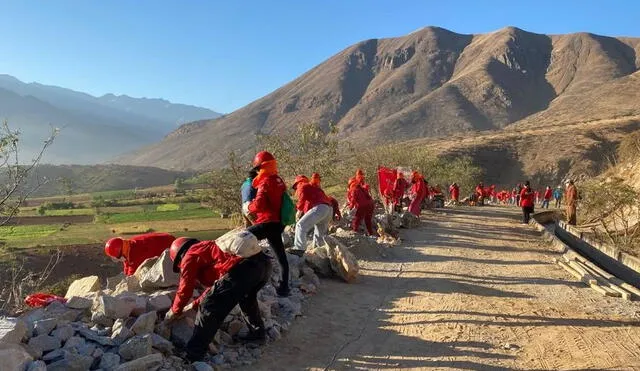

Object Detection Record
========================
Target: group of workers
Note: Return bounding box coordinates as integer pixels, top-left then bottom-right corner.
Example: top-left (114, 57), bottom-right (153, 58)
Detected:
top-left (102, 150), bottom-right (584, 363)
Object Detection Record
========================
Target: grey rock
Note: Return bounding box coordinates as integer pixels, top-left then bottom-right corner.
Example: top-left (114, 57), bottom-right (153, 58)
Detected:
top-left (113, 275), bottom-right (141, 296)
top-left (267, 326), bottom-right (281, 341)
top-left (131, 311), bottom-right (157, 335)
top-left (118, 294), bottom-right (149, 316)
top-left (77, 342), bottom-right (96, 356)
top-left (147, 294), bottom-right (172, 312)
top-left (65, 296), bottom-right (94, 310)
top-left (92, 311), bottom-right (115, 327)
top-left (42, 348), bottom-right (66, 361)
top-left (47, 352), bottom-right (94, 371)
top-left (226, 320), bottom-right (246, 337)
top-left (65, 275), bottom-right (101, 299)
top-left (192, 361), bottom-right (214, 371)
top-left (27, 334), bottom-right (61, 352)
top-left (76, 327), bottom-right (115, 346)
top-left (106, 273), bottom-right (126, 290)
top-left (51, 324), bottom-right (75, 342)
top-left (115, 353), bottom-right (163, 371)
top-left (303, 246), bottom-right (332, 276)
top-left (93, 294), bottom-right (135, 320)
top-left (100, 352), bottom-right (121, 371)
top-left (0, 317), bottom-right (27, 343)
top-left (90, 324), bottom-right (111, 337)
top-left (118, 335), bottom-right (153, 361)
top-left (111, 326), bottom-right (134, 346)
top-left (400, 211), bottom-right (420, 228)
top-left (18, 308), bottom-right (45, 335)
top-left (27, 360), bottom-right (47, 371)
top-left (0, 343), bottom-right (34, 371)
top-left (150, 333), bottom-right (173, 354)
top-left (63, 336), bottom-right (85, 350)
top-left (170, 317), bottom-right (194, 348)
top-left (93, 347), bottom-right (104, 359)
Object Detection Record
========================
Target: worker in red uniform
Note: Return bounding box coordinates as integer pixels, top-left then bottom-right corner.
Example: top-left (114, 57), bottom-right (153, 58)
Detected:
top-left (475, 183), bottom-right (485, 206)
top-left (349, 171), bottom-right (376, 236)
top-left (391, 172), bottom-right (408, 212)
top-left (291, 175), bottom-right (333, 253)
top-left (449, 183), bottom-right (460, 203)
top-left (519, 181), bottom-right (535, 224)
top-left (408, 171), bottom-right (427, 216)
top-left (246, 151), bottom-right (289, 297)
top-left (309, 172), bottom-right (321, 187)
top-left (542, 186), bottom-right (552, 209)
top-left (104, 232), bottom-right (175, 276)
top-left (165, 237), bottom-right (271, 362)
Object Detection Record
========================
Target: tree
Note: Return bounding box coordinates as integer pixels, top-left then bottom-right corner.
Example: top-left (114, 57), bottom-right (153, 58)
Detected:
top-left (0, 120), bottom-right (58, 226)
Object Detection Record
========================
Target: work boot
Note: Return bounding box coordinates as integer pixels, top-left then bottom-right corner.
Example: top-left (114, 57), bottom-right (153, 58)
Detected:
top-left (276, 284), bottom-right (290, 297)
top-left (286, 248), bottom-right (305, 257)
top-left (238, 327), bottom-right (266, 345)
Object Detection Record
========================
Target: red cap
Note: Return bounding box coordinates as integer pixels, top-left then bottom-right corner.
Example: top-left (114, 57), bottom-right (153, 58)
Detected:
top-left (253, 151), bottom-right (275, 168)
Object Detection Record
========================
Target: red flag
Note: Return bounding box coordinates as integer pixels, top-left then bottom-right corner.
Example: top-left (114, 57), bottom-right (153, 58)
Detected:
top-left (377, 166), bottom-right (397, 199)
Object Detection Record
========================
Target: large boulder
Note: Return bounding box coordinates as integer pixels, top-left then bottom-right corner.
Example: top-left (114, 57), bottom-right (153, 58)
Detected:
top-left (113, 275), bottom-right (142, 296)
top-left (106, 273), bottom-right (126, 290)
top-left (135, 250), bottom-right (179, 291)
top-left (65, 296), bottom-right (93, 310)
top-left (303, 246), bottom-right (332, 277)
top-left (27, 334), bottom-right (61, 352)
top-left (170, 317), bottom-right (194, 348)
top-left (92, 294), bottom-right (135, 319)
top-left (131, 311), bottom-right (157, 335)
top-left (46, 352), bottom-right (94, 371)
top-left (0, 317), bottom-right (27, 343)
top-left (147, 293), bottom-right (172, 312)
top-left (51, 324), bottom-right (74, 343)
top-left (150, 333), bottom-right (174, 354)
top-left (26, 360), bottom-right (47, 371)
top-left (33, 318), bottom-right (58, 336)
top-left (115, 353), bottom-right (163, 371)
top-left (64, 276), bottom-right (101, 299)
top-left (400, 212), bottom-right (420, 228)
top-left (100, 353), bottom-right (121, 371)
top-left (325, 236), bottom-right (359, 283)
top-left (119, 335), bottom-right (153, 361)
top-left (0, 343), bottom-right (33, 370)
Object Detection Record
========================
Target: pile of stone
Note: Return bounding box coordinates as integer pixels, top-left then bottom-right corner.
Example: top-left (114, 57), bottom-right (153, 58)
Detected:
top-left (303, 233), bottom-right (360, 283)
top-left (1, 248), bottom-right (321, 371)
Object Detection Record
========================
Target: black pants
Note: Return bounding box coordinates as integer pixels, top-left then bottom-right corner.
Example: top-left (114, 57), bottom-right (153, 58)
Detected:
top-left (522, 206), bottom-right (534, 224)
top-left (555, 198), bottom-right (561, 208)
top-left (247, 222), bottom-right (288, 290)
top-left (186, 252), bottom-right (272, 361)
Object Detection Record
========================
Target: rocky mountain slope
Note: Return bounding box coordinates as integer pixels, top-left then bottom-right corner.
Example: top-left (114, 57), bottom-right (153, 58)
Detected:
top-left (0, 75), bottom-right (220, 164)
top-left (118, 26), bottom-right (640, 175)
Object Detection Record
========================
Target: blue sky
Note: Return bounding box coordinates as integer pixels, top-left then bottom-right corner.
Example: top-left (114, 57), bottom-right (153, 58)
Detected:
top-left (1, 1), bottom-right (638, 113)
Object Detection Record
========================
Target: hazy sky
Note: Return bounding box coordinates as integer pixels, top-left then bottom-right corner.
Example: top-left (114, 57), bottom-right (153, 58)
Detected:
top-left (1, 1), bottom-right (638, 113)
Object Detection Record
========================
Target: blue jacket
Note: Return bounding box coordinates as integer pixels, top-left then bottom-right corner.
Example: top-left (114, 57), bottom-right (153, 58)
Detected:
top-left (241, 178), bottom-right (257, 204)
top-left (553, 188), bottom-right (563, 199)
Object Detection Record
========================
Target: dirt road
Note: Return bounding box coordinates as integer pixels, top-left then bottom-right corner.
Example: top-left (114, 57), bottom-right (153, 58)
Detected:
top-left (245, 207), bottom-right (640, 370)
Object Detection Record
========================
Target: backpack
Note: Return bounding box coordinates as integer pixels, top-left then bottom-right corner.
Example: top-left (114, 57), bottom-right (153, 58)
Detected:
top-left (216, 228), bottom-right (261, 258)
top-left (280, 192), bottom-right (296, 226)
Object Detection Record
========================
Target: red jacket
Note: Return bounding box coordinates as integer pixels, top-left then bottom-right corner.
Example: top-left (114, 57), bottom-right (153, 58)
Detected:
top-left (411, 180), bottom-right (427, 200)
top-left (351, 184), bottom-right (373, 209)
top-left (392, 178), bottom-right (408, 200)
top-left (296, 183), bottom-right (331, 214)
top-left (171, 240), bottom-right (242, 314)
top-left (123, 233), bottom-right (175, 276)
top-left (475, 185), bottom-right (485, 197)
top-left (520, 188), bottom-right (535, 208)
top-left (248, 174), bottom-right (286, 224)
top-left (449, 185), bottom-right (460, 200)
top-left (543, 188), bottom-right (553, 200)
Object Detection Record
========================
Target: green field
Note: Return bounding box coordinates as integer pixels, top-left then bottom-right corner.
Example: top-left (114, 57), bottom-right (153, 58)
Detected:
top-left (96, 207), bottom-right (216, 224)
top-left (0, 224), bottom-right (61, 243)
top-left (45, 208), bottom-right (95, 216)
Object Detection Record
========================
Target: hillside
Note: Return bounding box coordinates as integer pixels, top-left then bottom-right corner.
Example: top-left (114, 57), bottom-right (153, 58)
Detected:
top-left (1, 164), bottom-right (192, 197)
top-left (117, 26), bottom-right (640, 176)
top-left (0, 75), bottom-right (221, 164)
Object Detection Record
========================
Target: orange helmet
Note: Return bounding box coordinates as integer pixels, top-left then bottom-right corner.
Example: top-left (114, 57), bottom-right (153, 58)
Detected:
top-left (169, 237), bottom-right (200, 273)
top-left (104, 238), bottom-right (124, 259)
top-left (292, 175), bottom-right (309, 190)
top-left (252, 151), bottom-right (275, 168)
top-left (310, 173), bottom-right (321, 186)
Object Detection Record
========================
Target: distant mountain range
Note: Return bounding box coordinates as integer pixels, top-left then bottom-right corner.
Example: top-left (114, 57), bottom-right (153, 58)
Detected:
top-left (116, 26), bottom-right (640, 184)
top-left (0, 74), bottom-right (221, 164)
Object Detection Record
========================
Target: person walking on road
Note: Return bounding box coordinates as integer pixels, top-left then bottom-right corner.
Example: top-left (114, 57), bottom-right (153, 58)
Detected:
top-left (408, 171), bottom-right (427, 216)
top-left (246, 151), bottom-right (290, 297)
top-left (542, 186), bottom-right (553, 209)
top-left (565, 180), bottom-right (579, 225)
top-left (520, 181), bottom-right (535, 224)
top-left (553, 186), bottom-right (563, 208)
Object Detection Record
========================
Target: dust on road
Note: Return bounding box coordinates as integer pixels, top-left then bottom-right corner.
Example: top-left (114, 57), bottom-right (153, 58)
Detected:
top-left (244, 207), bottom-right (640, 370)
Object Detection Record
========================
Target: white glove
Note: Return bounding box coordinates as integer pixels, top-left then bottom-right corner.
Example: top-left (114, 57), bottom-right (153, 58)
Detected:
top-left (164, 309), bottom-right (183, 322)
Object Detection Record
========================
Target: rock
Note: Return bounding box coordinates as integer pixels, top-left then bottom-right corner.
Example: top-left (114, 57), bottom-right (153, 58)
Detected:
top-left (107, 273), bottom-right (126, 290)
top-left (27, 334), bottom-right (61, 352)
top-left (267, 326), bottom-right (281, 341)
top-left (131, 311), bottom-right (157, 335)
top-left (63, 336), bottom-right (85, 350)
top-left (192, 361), bottom-right (214, 371)
top-left (115, 353), bottom-right (163, 371)
top-left (100, 352), bottom-right (121, 371)
top-left (147, 294), bottom-right (172, 312)
top-left (0, 343), bottom-right (33, 371)
top-left (90, 324), bottom-right (110, 337)
top-left (119, 335), bottom-right (153, 361)
top-left (325, 235), bottom-right (359, 283)
top-left (65, 296), bottom-right (93, 310)
top-left (51, 324), bottom-right (75, 343)
top-left (93, 294), bottom-right (135, 319)
top-left (47, 352), bottom-right (94, 371)
top-left (150, 333), bottom-right (173, 354)
top-left (300, 266), bottom-right (321, 287)
top-left (18, 308), bottom-right (45, 335)
top-left (76, 326), bottom-right (115, 346)
top-left (92, 311), bottom-right (115, 327)
top-left (93, 347), bottom-right (104, 358)
top-left (226, 320), bottom-right (246, 337)
top-left (170, 317), bottom-right (194, 348)
top-left (26, 360), bottom-right (47, 371)
top-left (0, 317), bottom-right (27, 343)
top-left (33, 318), bottom-right (58, 336)
top-left (113, 275), bottom-right (142, 296)
top-left (65, 275), bottom-right (101, 299)
top-left (400, 212), bottom-right (420, 228)
top-left (77, 341), bottom-right (96, 356)
top-left (154, 321), bottom-right (171, 340)
top-left (42, 348), bottom-right (66, 361)
top-left (276, 297), bottom-right (302, 319)
top-left (118, 294), bottom-right (148, 316)
top-left (303, 246), bottom-right (332, 276)
top-left (136, 250), bottom-right (179, 291)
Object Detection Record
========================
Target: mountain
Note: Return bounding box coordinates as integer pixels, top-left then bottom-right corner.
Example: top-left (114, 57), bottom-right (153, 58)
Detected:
top-left (117, 26), bottom-right (640, 178)
top-left (0, 74), bottom-right (221, 164)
